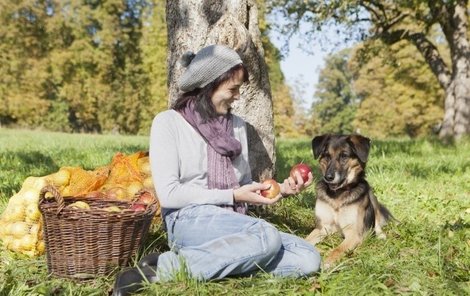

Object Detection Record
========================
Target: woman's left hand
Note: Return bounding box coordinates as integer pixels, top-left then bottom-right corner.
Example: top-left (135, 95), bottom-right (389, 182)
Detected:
top-left (279, 171), bottom-right (314, 197)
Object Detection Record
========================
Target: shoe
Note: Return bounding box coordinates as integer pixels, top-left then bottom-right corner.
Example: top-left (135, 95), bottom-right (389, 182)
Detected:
top-left (138, 252), bottom-right (160, 268)
top-left (112, 266), bottom-right (158, 296)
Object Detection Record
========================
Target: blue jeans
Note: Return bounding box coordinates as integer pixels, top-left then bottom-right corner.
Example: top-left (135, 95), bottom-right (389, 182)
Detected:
top-left (151, 204), bottom-right (321, 281)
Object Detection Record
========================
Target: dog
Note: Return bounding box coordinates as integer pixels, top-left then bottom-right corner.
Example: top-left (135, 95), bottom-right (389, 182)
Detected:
top-left (305, 134), bottom-right (394, 267)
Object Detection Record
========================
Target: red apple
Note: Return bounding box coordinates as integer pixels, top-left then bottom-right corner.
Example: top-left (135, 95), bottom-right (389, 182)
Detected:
top-left (260, 179), bottom-right (281, 199)
top-left (138, 192), bottom-right (154, 204)
top-left (131, 203), bottom-right (146, 212)
top-left (290, 163), bottom-right (312, 183)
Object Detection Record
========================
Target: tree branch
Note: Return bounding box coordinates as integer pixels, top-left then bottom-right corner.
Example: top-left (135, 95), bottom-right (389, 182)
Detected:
top-left (380, 29), bottom-right (451, 89)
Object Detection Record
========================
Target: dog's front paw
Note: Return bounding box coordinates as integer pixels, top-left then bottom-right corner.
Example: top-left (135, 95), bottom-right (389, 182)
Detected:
top-left (377, 232), bottom-right (386, 240)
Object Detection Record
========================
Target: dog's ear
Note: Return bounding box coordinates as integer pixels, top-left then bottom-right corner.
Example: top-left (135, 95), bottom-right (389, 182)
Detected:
top-left (312, 134), bottom-right (330, 159)
top-left (348, 135), bottom-right (371, 163)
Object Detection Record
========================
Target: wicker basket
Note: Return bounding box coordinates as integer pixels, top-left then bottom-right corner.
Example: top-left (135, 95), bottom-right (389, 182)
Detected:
top-left (38, 185), bottom-right (158, 279)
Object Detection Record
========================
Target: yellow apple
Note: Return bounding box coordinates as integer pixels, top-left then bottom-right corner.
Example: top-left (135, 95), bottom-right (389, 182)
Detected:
top-left (37, 241), bottom-right (45, 253)
top-left (143, 177), bottom-right (154, 189)
top-left (126, 182), bottom-right (143, 198)
top-left (49, 169), bottom-right (71, 187)
top-left (22, 190), bottom-right (40, 204)
top-left (67, 201), bottom-right (90, 210)
top-left (20, 235), bottom-right (36, 251)
top-left (25, 204), bottom-right (41, 222)
top-left (103, 206), bottom-right (122, 213)
top-left (138, 157), bottom-right (151, 175)
top-left (3, 205), bottom-right (25, 222)
top-left (10, 222), bottom-right (29, 238)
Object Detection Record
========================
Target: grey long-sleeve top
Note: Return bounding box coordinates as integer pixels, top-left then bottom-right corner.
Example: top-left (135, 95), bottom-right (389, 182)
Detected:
top-left (149, 110), bottom-right (252, 214)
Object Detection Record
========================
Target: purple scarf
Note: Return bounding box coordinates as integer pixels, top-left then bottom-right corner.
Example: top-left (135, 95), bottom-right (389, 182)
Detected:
top-left (179, 100), bottom-right (247, 214)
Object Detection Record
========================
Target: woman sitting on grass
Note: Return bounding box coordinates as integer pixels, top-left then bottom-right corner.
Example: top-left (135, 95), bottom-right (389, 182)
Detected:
top-left (113, 44), bottom-right (321, 296)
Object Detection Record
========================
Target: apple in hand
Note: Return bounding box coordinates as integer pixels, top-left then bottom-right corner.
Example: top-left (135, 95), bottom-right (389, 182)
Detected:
top-left (290, 163), bottom-right (312, 183)
top-left (260, 179), bottom-right (281, 199)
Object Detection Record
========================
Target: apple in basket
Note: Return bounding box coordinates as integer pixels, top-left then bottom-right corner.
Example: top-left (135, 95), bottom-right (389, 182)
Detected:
top-left (67, 201), bottom-right (90, 210)
top-left (131, 203), bottom-right (146, 212)
top-left (103, 206), bottom-right (121, 213)
top-left (260, 179), bottom-right (280, 199)
top-left (106, 187), bottom-right (127, 200)
top-left (138, 191), bottom-right (154, 204)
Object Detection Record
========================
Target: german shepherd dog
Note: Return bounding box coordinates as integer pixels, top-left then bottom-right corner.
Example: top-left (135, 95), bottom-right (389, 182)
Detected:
top-left (306, 134), bottom-right (393, 267)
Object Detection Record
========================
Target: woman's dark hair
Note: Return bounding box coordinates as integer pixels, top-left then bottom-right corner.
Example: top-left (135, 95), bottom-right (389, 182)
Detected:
top-left (172, 63), bottom-right (249, 120)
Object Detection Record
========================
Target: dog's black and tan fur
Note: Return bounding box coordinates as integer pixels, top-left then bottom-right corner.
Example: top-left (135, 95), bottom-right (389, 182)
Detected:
top-left (306, 134), bottom-right (393, 267)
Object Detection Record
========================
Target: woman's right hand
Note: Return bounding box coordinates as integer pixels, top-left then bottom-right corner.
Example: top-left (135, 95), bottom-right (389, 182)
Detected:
top-left (233, 183), bottom-right (282, 205)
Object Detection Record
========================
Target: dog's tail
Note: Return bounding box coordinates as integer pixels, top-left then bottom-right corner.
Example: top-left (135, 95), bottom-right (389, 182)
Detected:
top-left (378, 204), bottom-right (399, 226)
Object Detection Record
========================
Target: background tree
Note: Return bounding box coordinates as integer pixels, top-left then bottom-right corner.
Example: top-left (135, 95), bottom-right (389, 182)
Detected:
top-left (268, 0), bottom-right (470, 141)
top-left (0, 0), bottom-right (51, 128)
top-left (351, 39), bottom-right (444, 138)
top-left (257, 0), bottom-right (304, 138)
top-left (166, 0), bottom-right (276, 180)
top-left (311, 49), bottom-right (357, 135)
top-left (140, 0), bottom-right (168, 134)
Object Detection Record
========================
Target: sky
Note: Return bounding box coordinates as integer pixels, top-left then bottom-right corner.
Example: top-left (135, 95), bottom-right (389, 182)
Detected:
top-left (267, 14), bottom-right (355, 112)
top-left (269, 31), bottom-right (328, 110)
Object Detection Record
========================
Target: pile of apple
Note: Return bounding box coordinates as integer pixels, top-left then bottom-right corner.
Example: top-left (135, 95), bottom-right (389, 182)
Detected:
top-left (80, 154), bottom-right (154, 201)
top-left (0, 171), bottom-right (70, 257)
top-left (0, 151), bottom-right (157, 257)
top-left (66, 191), bottom-right (155, 213)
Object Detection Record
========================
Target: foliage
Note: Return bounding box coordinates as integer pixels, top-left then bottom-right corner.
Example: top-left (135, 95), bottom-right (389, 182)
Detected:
top-left (310, 49), bottom-right (358, 134)
top-left (351, 39), bottom-right (444, 139)
top-left (268, 0), bottom-right (470, 140)
top-left (1, 128), bottom-right (469, 295)
top-left (257, 0), bottom-right (304, 138)
top-left (0, 0), bottom-right (298, 137)
top-left (0, 0), bottom-right (168, 134)
top-left (139, 0), bottom-right (168, 135)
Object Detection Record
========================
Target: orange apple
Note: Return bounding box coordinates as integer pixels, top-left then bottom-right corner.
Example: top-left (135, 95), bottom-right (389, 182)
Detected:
top-left (103, 206), bottom-right (122, 213)
top-left (260, 179), bottom-right (280, 199)
top-left (138, 191), bottom-right (154, 204)
top-left (289, 163), bottom-right (312, 183)
top-left (131, 203), bottom-right (146, 212)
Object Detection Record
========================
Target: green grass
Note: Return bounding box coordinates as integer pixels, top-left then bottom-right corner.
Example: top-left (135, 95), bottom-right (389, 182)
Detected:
top-left (1, 128), bottom-right (469, 295)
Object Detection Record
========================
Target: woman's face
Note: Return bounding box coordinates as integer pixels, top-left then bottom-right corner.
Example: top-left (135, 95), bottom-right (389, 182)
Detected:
top-left (211, 69), bottom-right (244, 115)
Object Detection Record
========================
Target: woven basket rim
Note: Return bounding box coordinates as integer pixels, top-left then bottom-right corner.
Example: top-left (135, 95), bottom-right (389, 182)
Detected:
top-left (39, 185), bottom-right (158, 218)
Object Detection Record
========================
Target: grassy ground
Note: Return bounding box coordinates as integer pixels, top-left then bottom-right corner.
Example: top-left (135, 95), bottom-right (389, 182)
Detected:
top-left (0, 128), bottom-right (469, 295)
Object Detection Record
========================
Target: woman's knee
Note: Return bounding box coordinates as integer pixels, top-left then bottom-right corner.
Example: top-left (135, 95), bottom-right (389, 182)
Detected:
top-left (249, 220), bottom-right (282, 258)
top-left (294, 245), bottom-right (321, 275)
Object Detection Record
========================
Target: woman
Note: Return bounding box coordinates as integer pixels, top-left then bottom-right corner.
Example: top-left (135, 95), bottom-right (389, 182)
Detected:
top-left (113, 44), bottom-right (321, 296)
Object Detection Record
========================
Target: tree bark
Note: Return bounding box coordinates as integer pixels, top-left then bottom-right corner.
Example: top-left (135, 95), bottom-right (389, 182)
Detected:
top-left (438, 2), bottom-right (470, 140)
top-left (166, 0), bottom-right (275, 181)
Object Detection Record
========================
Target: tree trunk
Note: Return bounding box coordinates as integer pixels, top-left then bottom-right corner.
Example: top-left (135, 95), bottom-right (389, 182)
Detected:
top-left (438, 2), bottom-right (470, 140)
top-left (166, 0), bottom-right (275, 181)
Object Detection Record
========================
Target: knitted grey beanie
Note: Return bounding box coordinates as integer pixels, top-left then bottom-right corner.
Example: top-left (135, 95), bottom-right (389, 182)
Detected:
top-left (178, 44), bottom-right (243, 92)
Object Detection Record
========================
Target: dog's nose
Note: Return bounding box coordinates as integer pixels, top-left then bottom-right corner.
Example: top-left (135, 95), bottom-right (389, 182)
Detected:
top-left (325, 173), bottom-right (335, 182)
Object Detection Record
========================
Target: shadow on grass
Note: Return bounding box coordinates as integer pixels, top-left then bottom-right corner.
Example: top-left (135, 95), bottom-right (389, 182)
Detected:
top-left (3, 151), bottom-right (59, 173)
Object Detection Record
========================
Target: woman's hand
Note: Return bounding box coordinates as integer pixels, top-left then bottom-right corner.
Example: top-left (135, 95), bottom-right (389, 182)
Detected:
top-left (233, 183), bottom-right (282, 205)
top-left (279, 171), bottom-right (314, 197)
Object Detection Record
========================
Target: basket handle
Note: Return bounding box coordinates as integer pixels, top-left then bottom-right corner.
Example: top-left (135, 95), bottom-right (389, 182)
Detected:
top-left (39, 185), bottom-right (66, 215)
